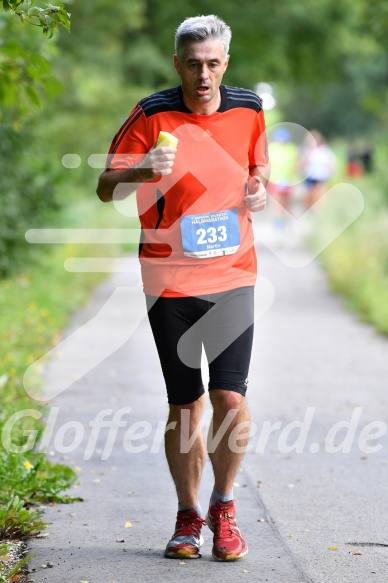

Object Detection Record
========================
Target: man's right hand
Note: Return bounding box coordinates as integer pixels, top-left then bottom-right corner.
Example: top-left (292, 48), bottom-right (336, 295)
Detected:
top-left (96, 145), bottom-right (177, 202)
top-left (138, 145), bottom-right (177, 179)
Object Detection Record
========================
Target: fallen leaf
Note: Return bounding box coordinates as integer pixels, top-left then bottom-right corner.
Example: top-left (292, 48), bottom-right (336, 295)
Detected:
top-left (353, 551), bottom-right (362, 555)
top-left (179, 561), bottom-right (186, 565)
top-left (124, 521), bottom-right (132, 528)
top-left (36, 532), bottom-right (49, 538)
top-left (243, 569), bottom-right (250, 573)
top-left (233, 482), bottom-right (241, 487)
top-left (74, 466), bottom-right (82, 472)
top-left (41, 562), bottom-right (54, 569)
top-left (329, 546), bottom-right (338, 551)
top-left (288, 533), bottom-right (294, 537)
top-left (257, 518), bottom-right (265, 522)
top-left (92, 479), bottom-right (101, 484)
top-left (116, 539), bottom-right (126, 543)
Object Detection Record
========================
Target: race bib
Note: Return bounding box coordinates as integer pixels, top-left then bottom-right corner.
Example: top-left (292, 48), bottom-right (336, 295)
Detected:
top-left (180, 209), bottom-right (240, 258)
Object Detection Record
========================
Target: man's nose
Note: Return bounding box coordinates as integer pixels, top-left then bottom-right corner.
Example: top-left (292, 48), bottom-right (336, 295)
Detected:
top-left (199, 65), bottom-right (209, 79)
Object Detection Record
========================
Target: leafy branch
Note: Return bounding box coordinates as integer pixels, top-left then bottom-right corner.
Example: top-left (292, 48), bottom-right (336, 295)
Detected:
top-left (2, 0), bottom-right (70, 38)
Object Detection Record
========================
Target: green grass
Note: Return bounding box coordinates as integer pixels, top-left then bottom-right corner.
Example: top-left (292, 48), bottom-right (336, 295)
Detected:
top-left (0, 541), bottom-right (33, 583)
top-left (0, 189), bottom-right (139, 579)
top-left (319, 211), bottom-right (388, 334)
top-left (314, 140), bottom-right (388, 335)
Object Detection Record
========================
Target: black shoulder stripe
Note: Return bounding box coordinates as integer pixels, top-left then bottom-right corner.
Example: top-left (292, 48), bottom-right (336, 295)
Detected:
top-left (228, 95), bottom-right (261, 105)
top-left (106, 108), bottom-right (144, 167)
top-left (110, 105), bottom-right (142, 150)
top-left (139, 87), bottom-right (180, 104)
top-left (139, 87), bottom-right (180, 105)
top-left (224, 86), bottom-right (263, 112)
top-left (113, 105), bottom-right (140, 140)
top-left (140, 94), bottom-right (180, 107)
top-left (141, 97), bottom-right (181, 116)
top-left (139, 86), bottom-right (187, 117)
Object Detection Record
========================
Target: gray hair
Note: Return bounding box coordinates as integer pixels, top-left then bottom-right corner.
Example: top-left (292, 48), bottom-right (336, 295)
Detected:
top-left (175, 15), bottom-right (232, 59)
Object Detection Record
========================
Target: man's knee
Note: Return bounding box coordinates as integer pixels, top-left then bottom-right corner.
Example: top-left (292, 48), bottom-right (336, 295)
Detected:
top-left (209, 389), bottom-right (246, 414)
top-left (169, 394), bottom-right (205, 423)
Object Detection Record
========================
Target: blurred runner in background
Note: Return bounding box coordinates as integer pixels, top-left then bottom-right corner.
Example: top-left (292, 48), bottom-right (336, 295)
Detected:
top-left (266, 127), bottom-right (298, 241)
top-left (298, 129), bottom-right (336, 209)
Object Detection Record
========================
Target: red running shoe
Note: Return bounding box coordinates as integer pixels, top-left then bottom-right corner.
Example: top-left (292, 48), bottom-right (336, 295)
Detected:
top-left (164, 509), bottom-right (206, 559)
top-left (206, 500), bottom-right (248, 561)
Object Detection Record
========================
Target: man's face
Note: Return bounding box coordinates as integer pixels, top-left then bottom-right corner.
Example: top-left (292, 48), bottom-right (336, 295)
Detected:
top-left (174, 38), bottom-right (229, 114)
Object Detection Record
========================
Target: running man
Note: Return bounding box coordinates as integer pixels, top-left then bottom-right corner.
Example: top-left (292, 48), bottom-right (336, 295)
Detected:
top-left (97, 14), bottom-right (269, 561)
top-left (297, 129), bottom-right (336, 209)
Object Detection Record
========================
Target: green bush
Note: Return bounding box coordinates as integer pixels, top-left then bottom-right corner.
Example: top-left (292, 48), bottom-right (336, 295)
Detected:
top-left (316, 139), bottom-right (388, 335)
top-left (0, 122), bottom-right (65, 277)
top-left (0, 496), bottom-right (46, 540)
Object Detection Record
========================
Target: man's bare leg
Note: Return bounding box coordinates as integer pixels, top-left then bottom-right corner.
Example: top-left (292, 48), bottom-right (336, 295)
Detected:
top-left (208, 389), bottom-right (250, 494)
top-left (164, 394), bottom-right (206, 507)
top-left (164, 395), bottom-right (207, 559)
top-left (206, 388), bottom-right (250, 561)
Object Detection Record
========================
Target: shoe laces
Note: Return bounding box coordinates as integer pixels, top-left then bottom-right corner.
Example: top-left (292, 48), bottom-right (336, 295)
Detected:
top-left (175, 515), bottom-right (206, 537)
top-left (214, 511), bottom-right (236, 537)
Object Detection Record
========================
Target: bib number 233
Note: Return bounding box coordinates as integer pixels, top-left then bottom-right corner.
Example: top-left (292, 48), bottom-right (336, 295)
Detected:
top-left (180, 209), bottom-right (240, 259)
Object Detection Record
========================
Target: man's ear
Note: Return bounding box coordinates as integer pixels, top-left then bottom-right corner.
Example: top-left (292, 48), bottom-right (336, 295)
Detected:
top-left (173, 55), bottom-right (181, 75)
top-left (224, 55), bottom-right (230, 72)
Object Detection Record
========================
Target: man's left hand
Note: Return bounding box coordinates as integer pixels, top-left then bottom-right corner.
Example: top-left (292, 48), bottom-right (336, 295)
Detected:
top-left (244, 176), bottom-right (267, 212)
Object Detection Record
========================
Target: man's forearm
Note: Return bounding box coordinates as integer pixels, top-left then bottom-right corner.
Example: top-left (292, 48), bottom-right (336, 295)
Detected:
top-left (96, 166), bottom-right (153, 203)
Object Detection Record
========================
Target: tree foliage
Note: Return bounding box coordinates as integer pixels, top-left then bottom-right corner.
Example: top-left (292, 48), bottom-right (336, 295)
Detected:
top-left (0, 2), bottom-right (69, 275)
top-left (0, 1), bottom-right (69, 117)
top-left (2, 0), bottom-right (70, 37)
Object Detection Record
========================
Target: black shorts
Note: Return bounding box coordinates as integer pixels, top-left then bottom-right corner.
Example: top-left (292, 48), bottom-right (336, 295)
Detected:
top-left (146, 286), bottom-right (254, 405)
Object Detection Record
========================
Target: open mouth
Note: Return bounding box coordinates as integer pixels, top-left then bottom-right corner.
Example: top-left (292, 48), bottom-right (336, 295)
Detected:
top-left (195, 85), bottom-right (210, 96)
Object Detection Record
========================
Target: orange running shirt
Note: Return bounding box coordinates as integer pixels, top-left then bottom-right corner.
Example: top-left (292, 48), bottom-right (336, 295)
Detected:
top-left (107, 84), bottom-right (268, 297)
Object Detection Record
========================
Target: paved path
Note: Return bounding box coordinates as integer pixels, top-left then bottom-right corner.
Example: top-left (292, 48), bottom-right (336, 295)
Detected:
top-left (27, 214), bottom-right (388, 583)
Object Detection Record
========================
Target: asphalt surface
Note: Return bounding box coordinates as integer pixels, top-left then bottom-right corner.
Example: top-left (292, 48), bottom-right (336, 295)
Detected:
top-left (27, 211), bottom-right (388, 583)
